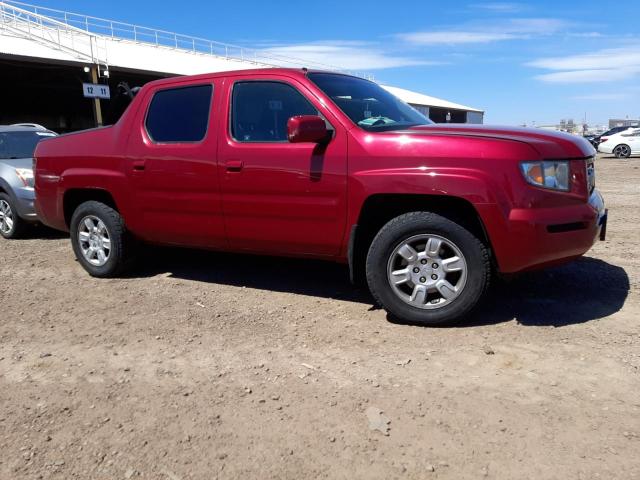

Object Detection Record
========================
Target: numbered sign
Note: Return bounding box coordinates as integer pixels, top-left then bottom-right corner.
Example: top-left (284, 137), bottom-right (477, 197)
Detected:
top-left (82, 83), bottom-right (111, 100)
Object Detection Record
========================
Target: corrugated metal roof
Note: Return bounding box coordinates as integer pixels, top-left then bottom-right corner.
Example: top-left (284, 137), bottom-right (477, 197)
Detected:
top-left (382, 85), bottom-right (483, 113)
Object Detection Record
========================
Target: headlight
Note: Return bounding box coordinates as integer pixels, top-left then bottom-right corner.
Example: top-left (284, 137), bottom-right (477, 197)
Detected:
top-left (15, 168), bottom-right (35, 188)
top-left (520, 161), bottom-right (570, 191)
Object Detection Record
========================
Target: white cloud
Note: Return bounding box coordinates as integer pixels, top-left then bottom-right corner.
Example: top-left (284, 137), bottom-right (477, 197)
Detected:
top-left (471, 2), bottom-right (526, 13)
top-left (535, 69), bottom-right (640, 83)
top-left (399, 18), bottom-right (569, 45)
top-left (528, 45), bottom-right (640, 70)
top-left (567, 32), bottom-right (604, 38)
top-left (506, 18), bottom-right (568, 34)
top-left (528, 45), bottom-right (640, 83)
top-left (258, 42), bottom-right (433, 71)
top-left (571, 93), bottom-right (632, 101)
top-left (399, 31), bottom-right (516, 45)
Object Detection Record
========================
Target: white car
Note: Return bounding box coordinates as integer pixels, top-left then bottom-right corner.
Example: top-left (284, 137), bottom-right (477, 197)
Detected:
top-left (598, 127), bottom-right (640, 158)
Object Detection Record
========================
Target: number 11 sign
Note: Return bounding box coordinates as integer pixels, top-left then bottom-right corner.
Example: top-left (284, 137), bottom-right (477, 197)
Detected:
top-left (82, 83), bottom-right (111, 100)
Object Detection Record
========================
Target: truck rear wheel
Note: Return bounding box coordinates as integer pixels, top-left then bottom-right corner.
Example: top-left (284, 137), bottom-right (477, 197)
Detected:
top-left (366, 212), bottom-right (490, 325)
top-left (70, 201), bottom-right (135, 277)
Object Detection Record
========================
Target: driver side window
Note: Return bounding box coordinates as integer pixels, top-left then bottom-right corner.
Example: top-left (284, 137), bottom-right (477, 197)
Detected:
top-left (231, 81), bottom-right (318, 142)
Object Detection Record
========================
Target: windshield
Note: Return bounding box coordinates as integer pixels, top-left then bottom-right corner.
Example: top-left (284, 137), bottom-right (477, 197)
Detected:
top-left (0, 131), bottom-right (55, 159)
top-left (308, 73), bottom-right (433, 132)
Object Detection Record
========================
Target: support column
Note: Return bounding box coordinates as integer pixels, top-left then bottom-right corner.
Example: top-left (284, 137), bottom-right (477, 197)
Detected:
top-left (90, 65), bottom-right (103, 127)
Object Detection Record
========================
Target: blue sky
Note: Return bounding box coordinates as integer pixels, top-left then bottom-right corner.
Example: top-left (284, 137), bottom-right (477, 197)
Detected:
top-left (30, 0), bottom-right (640, 125)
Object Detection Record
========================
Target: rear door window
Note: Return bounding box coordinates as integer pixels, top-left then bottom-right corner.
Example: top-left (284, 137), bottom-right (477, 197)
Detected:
top-left (145, 85), bottom-right (213, 143)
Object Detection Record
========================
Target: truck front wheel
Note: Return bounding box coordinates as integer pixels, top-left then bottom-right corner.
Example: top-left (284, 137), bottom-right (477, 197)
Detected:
top-left (366, 212), bottom-right (490, 325)
top-left (70, 201), bottom-right (135, 278)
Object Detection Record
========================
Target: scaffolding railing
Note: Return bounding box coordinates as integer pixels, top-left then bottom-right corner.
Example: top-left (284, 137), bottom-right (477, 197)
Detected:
top-left (0, 1), bottom-right (111, 68)
top-left (1, 0), bottom-right (374, 79)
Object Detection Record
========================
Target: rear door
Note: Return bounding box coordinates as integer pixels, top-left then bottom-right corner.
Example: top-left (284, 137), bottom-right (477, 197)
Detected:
top-left (125, 80), bottom-right (226, 247)
top-left (218, 75), bottom-right (348, 257)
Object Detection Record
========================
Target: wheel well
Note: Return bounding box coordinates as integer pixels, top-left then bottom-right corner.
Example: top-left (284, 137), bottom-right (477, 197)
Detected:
top-left (349, 194), bottom-right (491, 285)
top-left (0, 183), bottom-right (15, 202)
top-left (63, 189), bottom-right (118, 227)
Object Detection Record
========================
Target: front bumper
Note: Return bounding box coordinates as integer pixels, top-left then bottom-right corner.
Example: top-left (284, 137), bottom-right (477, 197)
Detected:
top-left (14, 186), bottom-right (38, 221)
top-left (589, 188), bottom-right (607, 240)
top-left (479, 189), bottom-right (607, 273)
top-left (597, 143), bottom-right (614, 154)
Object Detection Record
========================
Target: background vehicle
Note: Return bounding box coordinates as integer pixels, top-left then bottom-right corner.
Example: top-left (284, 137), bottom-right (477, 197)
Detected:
top-left (598, 127), bottom-right (640, 158)
top-left (583, 134), bottom-right (598, 148)
top-left (0, 124), bottom-right (57, 238)
top-left (591, 126), bottom-right (635, 148)
top-left (34, 69), bottom-right (606, 325)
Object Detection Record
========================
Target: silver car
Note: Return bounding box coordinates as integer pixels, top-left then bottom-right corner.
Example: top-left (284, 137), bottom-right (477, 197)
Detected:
top-left (0, 124), bottom-right (57, 238)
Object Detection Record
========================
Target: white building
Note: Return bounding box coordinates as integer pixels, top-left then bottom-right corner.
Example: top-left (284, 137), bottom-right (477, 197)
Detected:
top-left (381, 85), bottom-right (484, 124)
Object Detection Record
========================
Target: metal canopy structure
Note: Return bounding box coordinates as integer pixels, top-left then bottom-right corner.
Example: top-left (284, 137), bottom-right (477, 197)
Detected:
top-left (0, 1), bottom-right (371, 77)
top-left (0, 1), bottom-right (484, 127)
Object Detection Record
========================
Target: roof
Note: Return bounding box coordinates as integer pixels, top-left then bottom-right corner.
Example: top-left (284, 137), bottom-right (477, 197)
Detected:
top-left (381, 85), bottom-right (484, 113)
top-left (0, 124), bottom-right (54, 133)
top-left (143, 67), bottom-right (307, 87)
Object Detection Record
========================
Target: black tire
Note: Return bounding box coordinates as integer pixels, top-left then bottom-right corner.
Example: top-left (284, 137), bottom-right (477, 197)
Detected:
top-left (366, 212), bottom-right (490, 326)
top-left (0, 192), bottom-right (28, 239)
top-left (70, 201), bottom-right (136, 277)
top-left (613, 144), bottom-right (631, 159)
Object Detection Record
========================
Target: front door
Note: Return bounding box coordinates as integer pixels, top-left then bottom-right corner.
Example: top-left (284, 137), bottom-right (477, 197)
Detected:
top-left (218, 77), bottom-right (348, 257)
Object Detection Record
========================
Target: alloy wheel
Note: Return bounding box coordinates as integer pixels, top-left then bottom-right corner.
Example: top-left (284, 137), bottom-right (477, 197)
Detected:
top-left (386, 234), bottom-right (468, 309)
top-left (0, 199), bottom-right (14, 235)
top-left (614, 145), bottom-right (631, 158)
top-left (77, 215), bottom-right (112, 266)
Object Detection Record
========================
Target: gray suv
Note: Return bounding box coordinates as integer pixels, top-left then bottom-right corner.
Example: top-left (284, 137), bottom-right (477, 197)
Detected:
top-left (0, 124), bottom-right (57, 238)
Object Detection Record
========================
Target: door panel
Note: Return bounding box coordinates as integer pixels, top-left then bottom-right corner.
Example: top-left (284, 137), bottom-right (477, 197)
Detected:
top-left (125, 81), bottom-right (225, 248)
top-left (218, 77), bottom-right (348, 257)
top-left (628, 132), bottom-right (640, 153)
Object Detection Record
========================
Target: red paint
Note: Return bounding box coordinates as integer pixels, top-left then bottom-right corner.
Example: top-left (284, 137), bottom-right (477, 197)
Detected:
top-left (34, 68), bottom-right (605, 274)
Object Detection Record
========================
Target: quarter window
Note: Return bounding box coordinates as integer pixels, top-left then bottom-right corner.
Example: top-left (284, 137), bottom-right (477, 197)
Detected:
top-left (231, 81), bottom-right (318, 142)
top-left (146, 85), bottom-right (213, 142)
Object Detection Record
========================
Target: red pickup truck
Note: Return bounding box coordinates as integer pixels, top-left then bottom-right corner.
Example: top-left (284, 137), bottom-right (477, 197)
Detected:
top-left (34, 68), bottom-right (607, 325)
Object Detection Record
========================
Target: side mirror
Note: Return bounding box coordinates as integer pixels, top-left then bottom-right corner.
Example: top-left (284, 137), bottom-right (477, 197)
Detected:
top-left (287, 115), bottom-right (329, 143)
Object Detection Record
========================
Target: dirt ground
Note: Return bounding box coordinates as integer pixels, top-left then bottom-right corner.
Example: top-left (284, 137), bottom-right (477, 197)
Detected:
top-left (1, 154), bottom-right (639, 480)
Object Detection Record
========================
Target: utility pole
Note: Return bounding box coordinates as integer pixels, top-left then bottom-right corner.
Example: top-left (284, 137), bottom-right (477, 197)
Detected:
top-left (90, 65), bottom-right (103, 127)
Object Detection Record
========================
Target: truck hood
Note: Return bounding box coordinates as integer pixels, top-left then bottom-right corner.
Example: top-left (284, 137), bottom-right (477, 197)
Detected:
top-left (400, 124), bottom-right (595, 159)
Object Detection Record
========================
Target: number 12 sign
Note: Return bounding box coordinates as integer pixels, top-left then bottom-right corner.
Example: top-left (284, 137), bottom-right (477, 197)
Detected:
top-left (82, 83), bottom-right (111, 100)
